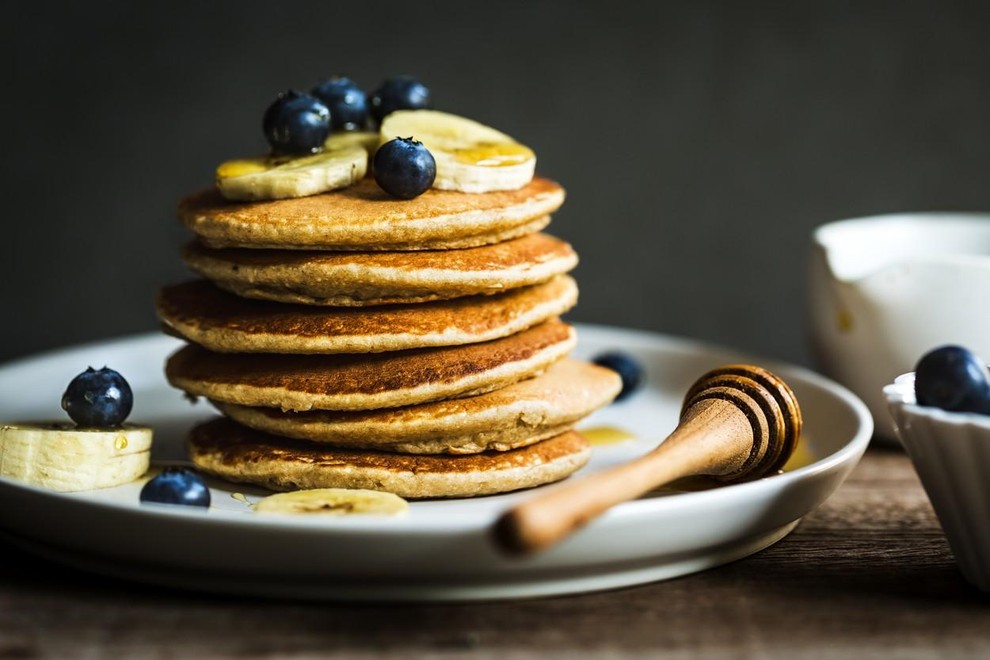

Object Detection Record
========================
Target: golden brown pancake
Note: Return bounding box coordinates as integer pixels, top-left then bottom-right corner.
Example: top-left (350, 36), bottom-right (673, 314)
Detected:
top-left (181, 232), bottom-right (578, 306)
top-left (165, 319), bottom-right (576, 412)
top-left (187, 417), bottom-right (592, 498)
top-left (213, 359), bottom-right (621, 454)
top-left (178, 176), bottom-right (565, 251)
top-left (157, 276), bottom-right (578, 354)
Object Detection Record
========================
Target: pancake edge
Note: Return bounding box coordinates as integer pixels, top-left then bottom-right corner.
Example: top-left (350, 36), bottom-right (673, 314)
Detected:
top-left (188, 428), bottom-right (592, 499)
top-left (166, 325), bottom-right (577, 412)
top-left (188, 230), bottom-right (576, 306)
top-left (212, 359), bottom-right (622, 453)
top-left (156, 275), bottom-right (578, 354)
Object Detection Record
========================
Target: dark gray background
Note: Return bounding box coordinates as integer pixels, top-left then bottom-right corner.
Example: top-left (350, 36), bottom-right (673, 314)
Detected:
top-left (3, 0), bottom-right (989, 369)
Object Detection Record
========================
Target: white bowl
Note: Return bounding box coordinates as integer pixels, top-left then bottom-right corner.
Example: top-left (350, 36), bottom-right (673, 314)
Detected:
top-left (885, 373), bottom-right (990, 592)
top-left (808, 213), bottom-right (990, 442)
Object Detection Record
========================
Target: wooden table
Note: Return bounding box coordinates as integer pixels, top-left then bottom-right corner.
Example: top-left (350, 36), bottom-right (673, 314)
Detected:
top-left (1, 445), bottom-right (987, 658)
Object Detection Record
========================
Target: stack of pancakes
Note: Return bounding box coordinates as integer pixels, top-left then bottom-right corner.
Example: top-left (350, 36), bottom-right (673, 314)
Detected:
top-left (158, 175), bottom-right (621, 498)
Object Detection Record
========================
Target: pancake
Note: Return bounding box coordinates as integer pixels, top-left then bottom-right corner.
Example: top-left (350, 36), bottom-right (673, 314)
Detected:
top-left (213, 359), bottom-right (621, 454)
top-left (178, 176), bottom-right (565, 251)
top-left (181, 232), bottom-right (578, 306)
top-left (157, 275), bottom-right (578, 354)
top-left (165, 319), bottom-right (576, 412)
top-left (187, 417), bottom-right (592, 498)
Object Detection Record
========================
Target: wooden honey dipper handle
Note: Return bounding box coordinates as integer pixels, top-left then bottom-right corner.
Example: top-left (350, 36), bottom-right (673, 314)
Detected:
top-left (493, 365), bottom-right (801, 556)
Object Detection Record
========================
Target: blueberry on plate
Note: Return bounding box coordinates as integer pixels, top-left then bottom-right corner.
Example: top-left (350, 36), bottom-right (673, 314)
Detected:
top-left (373, 137), bottom-right (436, 199)
top-left (311, 76), bottom-right (368, 131)
top-left (592, 351), bottom-right (645, 401)
top-left (61, 366), bottom-right (133, 427)
top-left (140, 466), bottom-right (211, 508)
top-left (914, 345), bottom-right (990, 413)
top-left (262, 90), bottom-right (331, 155)
top-left (369, 75), bottom-right (431, 124)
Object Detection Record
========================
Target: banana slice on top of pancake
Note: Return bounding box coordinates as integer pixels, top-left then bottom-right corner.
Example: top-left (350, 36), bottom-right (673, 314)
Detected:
top-left (215, 133), bottom-right (372, 201)
top-left (379, 110), bottom-right (536, 193)
top-left (214, 111), bottom-right (536, 199)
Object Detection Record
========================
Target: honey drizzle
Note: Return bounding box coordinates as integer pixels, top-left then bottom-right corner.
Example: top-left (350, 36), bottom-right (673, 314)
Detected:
top-left (452, 142), bottom-right (533, 167)
top-left (581, 426), bottom-right (637, 446)
top-left (230, 492), bottom-right (253, 508)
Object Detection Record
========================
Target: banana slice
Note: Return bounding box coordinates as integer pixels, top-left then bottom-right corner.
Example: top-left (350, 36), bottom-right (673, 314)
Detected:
top-left (0, 423), bottom-right (152, 492)
top-left (254, 488), bottom-right (409, 516)
top-left (323, 130), bottom-right (380, 157)
top-left (378, 110), bottom-right (536, 193)
top-left (215, 136), bottom-right (368, 201)
top-left (322, 130), bottom-right (379, 172)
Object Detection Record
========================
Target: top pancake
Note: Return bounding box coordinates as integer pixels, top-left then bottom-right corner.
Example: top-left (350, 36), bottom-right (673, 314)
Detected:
top-left (179, 176), bottom-right (565, 251)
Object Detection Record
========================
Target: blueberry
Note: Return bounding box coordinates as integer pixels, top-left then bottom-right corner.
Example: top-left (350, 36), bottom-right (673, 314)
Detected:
top-left (592, 351), bottom-right (645, 401)
top-left (311, 76), bottom-right (368, 131)
top-left (373, 137), bottom-right (436, 199)
top-left (140, 466), bottom-right (211, 508)
top-left (914, 345), bottom-right (990, 413)
top-left (262, 90), bottom-right (331, 155)
top-left (369, 75), bottom-right (431, 124)
top-left (61, 366), bottom-right (133, 427)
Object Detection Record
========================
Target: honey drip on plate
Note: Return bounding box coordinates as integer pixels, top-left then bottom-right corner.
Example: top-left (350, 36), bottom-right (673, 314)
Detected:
top-left (780, 435), bottom-right (816, 471)
top-left (581, 426), bottom-right (637, 446)
top-left (230, 492), bottom-right (253, 507)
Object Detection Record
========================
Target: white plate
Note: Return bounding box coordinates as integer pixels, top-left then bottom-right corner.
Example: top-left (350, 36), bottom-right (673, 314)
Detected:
top-left (0, 324), bottom-right (872, 601)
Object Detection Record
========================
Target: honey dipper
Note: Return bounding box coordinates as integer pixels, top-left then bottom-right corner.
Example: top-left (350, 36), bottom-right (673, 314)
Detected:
top-left (493, 364), bottom-right (802, 555)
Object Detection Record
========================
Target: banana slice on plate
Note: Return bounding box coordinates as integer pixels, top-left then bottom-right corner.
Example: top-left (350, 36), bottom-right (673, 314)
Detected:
top-left (0, 423), bottom-right (152, 492)
top-left (254, 488), bottom-right (409, 516)
top-left (215, 133), bottom-right (370, 201)
top-left (378, 110), bottom-right (536, 193)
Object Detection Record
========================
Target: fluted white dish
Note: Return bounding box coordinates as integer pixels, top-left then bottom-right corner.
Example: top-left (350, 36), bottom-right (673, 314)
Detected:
top-left (886, 373), bottom-right (990, 591)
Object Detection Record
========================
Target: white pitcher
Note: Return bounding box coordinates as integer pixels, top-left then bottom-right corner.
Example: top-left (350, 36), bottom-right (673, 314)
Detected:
top-left (808, 213), bottom-right (990, 442)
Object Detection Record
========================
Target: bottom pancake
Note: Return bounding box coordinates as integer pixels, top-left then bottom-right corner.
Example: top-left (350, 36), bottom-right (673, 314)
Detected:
top-left (188, 417), bottom-right (591, 499)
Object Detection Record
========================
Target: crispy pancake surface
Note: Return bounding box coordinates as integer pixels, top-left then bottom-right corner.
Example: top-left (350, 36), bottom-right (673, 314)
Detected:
top-left (157, 276), bottom-right (577, 354)
top-left (188, 417), bottom-right (592, 498)
top-left (165, 319), bottom-right (576, 411)
top-left (179, 176), bottom-right (565, 251)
